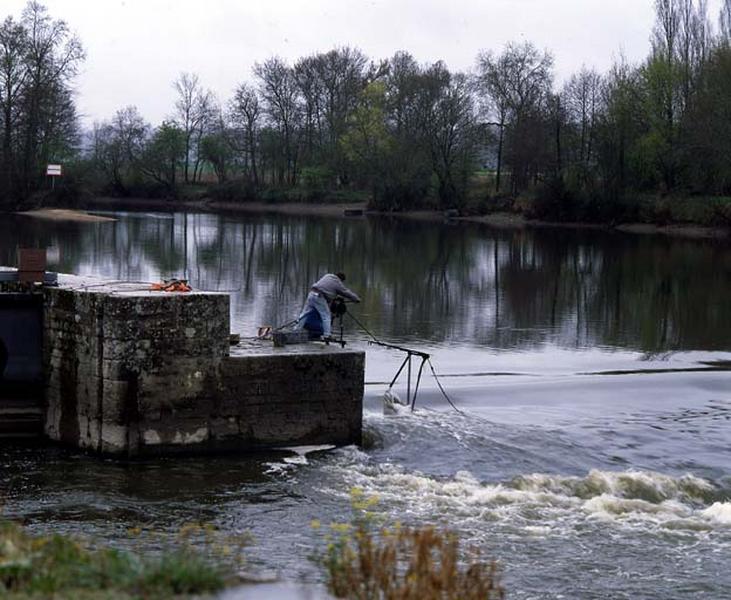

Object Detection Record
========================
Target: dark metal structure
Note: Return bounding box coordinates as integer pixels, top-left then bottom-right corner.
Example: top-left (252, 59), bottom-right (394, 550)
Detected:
top-left (0, 291), bottom-right (45, 437)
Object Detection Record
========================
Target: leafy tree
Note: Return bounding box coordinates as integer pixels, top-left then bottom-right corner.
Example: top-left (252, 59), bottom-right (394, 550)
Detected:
top-left (341, 81), bottom-right (391, 200)
top-left (476, 42), bottom-right (553, 194)
top-left (681, 44), bottom-right (731, 192)
top-left (140, 121), bottom-right (185, 193)
top-left (199, 121), bottom-right (233, 183)
top-left (595, 59), bottom-right (646, 200)
top-left (371, 52), bottom-right (432, 210)
top-left (420, 66), bottom-right (479, 209)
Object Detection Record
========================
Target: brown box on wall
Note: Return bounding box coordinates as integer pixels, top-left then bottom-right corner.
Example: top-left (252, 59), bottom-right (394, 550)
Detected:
top-left (17, 248), bottom-right (46, 283)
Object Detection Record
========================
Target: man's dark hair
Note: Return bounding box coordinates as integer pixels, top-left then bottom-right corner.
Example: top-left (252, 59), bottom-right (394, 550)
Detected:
top-left (336, 272), bottom-right (346, 281)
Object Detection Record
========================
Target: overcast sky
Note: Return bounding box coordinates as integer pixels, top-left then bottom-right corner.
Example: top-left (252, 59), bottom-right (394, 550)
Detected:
top-left (3, 0), bottom-right (726, 126)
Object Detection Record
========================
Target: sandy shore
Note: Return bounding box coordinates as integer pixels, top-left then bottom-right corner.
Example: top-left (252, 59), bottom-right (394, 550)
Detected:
top-left (459, 213), bottom-right (729, 239)
top-left (17, 208), bottom-right (117, 223)
top-left (613, 222), bottom-right (730, 239)
top-left (369, 209), bottom-right (730, 238)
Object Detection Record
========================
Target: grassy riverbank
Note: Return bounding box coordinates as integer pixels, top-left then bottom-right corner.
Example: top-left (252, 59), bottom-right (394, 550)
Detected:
top-left (13, 177), bottom-right (731, 240)
top-left (0, 520), bottom-right (226, 599)
top-left (76, 192), bottom-right (731, 241)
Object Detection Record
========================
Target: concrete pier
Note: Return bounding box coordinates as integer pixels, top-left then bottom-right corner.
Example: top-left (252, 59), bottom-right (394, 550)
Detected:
top-left (1, 272), bottom-right (364, 456)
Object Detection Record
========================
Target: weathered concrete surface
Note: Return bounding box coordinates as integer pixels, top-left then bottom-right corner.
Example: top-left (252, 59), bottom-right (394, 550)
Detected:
top-left (41, 274), bottom-right (364, 457)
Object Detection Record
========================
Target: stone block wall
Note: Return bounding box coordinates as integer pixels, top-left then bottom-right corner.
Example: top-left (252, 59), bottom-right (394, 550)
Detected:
top-left (44, 288), bottom-right (230, 455)
top-left (215, 352), bottom-right (363, 448)
top-left (43, 285), bottom-right (364, 457)
top-left (44, 287), bottom-right (104, 449)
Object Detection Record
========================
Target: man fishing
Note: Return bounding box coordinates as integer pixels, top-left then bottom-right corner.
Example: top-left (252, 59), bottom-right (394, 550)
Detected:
top-left (296, 272), bottom-right (360, 341)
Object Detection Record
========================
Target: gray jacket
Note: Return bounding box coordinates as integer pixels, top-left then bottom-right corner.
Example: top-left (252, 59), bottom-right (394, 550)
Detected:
top-left (312, 274), bottom-right (361, 303)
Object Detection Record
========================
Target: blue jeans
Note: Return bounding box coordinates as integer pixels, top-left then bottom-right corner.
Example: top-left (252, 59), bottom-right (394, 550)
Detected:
top-left (296, 292), bottom-right (332, 337)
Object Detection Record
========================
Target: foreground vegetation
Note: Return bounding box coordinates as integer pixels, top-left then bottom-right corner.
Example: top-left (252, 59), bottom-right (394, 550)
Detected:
top-left (2, 488), bottom-right (506, 599)
top-left (322, 522), bottom-right (503, 600)
top-left (0, 520), bottom-right (226, 598)
top-left (316, 488), bottom-right (504, 600)
top-left (4, 0), bottom-right (731, 227)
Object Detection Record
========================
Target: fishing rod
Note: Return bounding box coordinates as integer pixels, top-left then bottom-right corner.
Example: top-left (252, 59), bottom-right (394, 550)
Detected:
top-left (346, 310), bottom-right (463, 414)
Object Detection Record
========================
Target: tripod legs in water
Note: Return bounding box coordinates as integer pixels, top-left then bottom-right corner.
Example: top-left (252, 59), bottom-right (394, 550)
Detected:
top-left (346, 308), bottom-right (462, 414)
top-left (383, 353), bottom-right (428, 411)
top-left (411, 357), bottom-right (428, 410)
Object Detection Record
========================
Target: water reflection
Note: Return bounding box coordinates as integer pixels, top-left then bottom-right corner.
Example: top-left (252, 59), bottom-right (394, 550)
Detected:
top-left (1, 211), bottom-right (730, 600)
top-left (1, 212), bottom-right (728, 353)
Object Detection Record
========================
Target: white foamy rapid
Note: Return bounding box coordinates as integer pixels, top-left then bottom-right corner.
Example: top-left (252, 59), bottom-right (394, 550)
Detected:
top-left (264, 444), bottom-right (337, 473)
top-left (321, 455), bottom-right (730, 538)
top-left (701, 502), bottom-right (731, 525)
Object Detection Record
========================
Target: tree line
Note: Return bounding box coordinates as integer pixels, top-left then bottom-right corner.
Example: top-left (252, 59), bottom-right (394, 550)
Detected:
top-left (0, 1), bottom-right (83, 209)
top-left (3, 1), bottom-right (731, 221)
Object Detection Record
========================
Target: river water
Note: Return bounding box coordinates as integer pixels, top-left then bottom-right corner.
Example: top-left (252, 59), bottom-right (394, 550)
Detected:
top-left (1, 211), bottom-right (730, 598)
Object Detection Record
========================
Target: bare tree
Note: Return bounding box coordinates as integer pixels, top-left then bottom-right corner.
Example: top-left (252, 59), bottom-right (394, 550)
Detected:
top-left (0, 16), bottom-right (28, 201)
top-left (646, 0), bottom-right (709, 190)
top-left (386, 51), bottom-right (421, 135)
top-left (561, 67), bottom-right (602, 168)
top-left (476, 50), bottom-right (511, 192)
top-left (91, 105), bottom-right (147, 194)
top-left (0, 2), bottom-right (84, 202)
top-left (229, 82), bottom-right (261, 185)
top-left (253, 57), bottom-right (300, 185)
top-left (22, 2), bottom-right (84, 183)
top-left (173, 72), bottom-right (214, 184)
top-left (722, 0), bottom-right (731, 40)
top-left (653, 0), bottom-right (680, 63)
top-left (294, 55), bottom-right (323, 162)
top-left (677, 0), bottom-right (710, 111)
top-left (650, 1), bottom-right (707, 127)
top-left (191, 94), bottom-right (216, 183)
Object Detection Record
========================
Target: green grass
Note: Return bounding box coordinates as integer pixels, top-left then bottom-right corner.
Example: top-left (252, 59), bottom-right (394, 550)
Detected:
top-left (0, 520), bottom-right (226, 599)
top-left (204, 178), bottom-right (371, 205)
top-left (634, 194), bottom-right (731, 226)
top-left (461, 182), bottom-right (731, 226)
